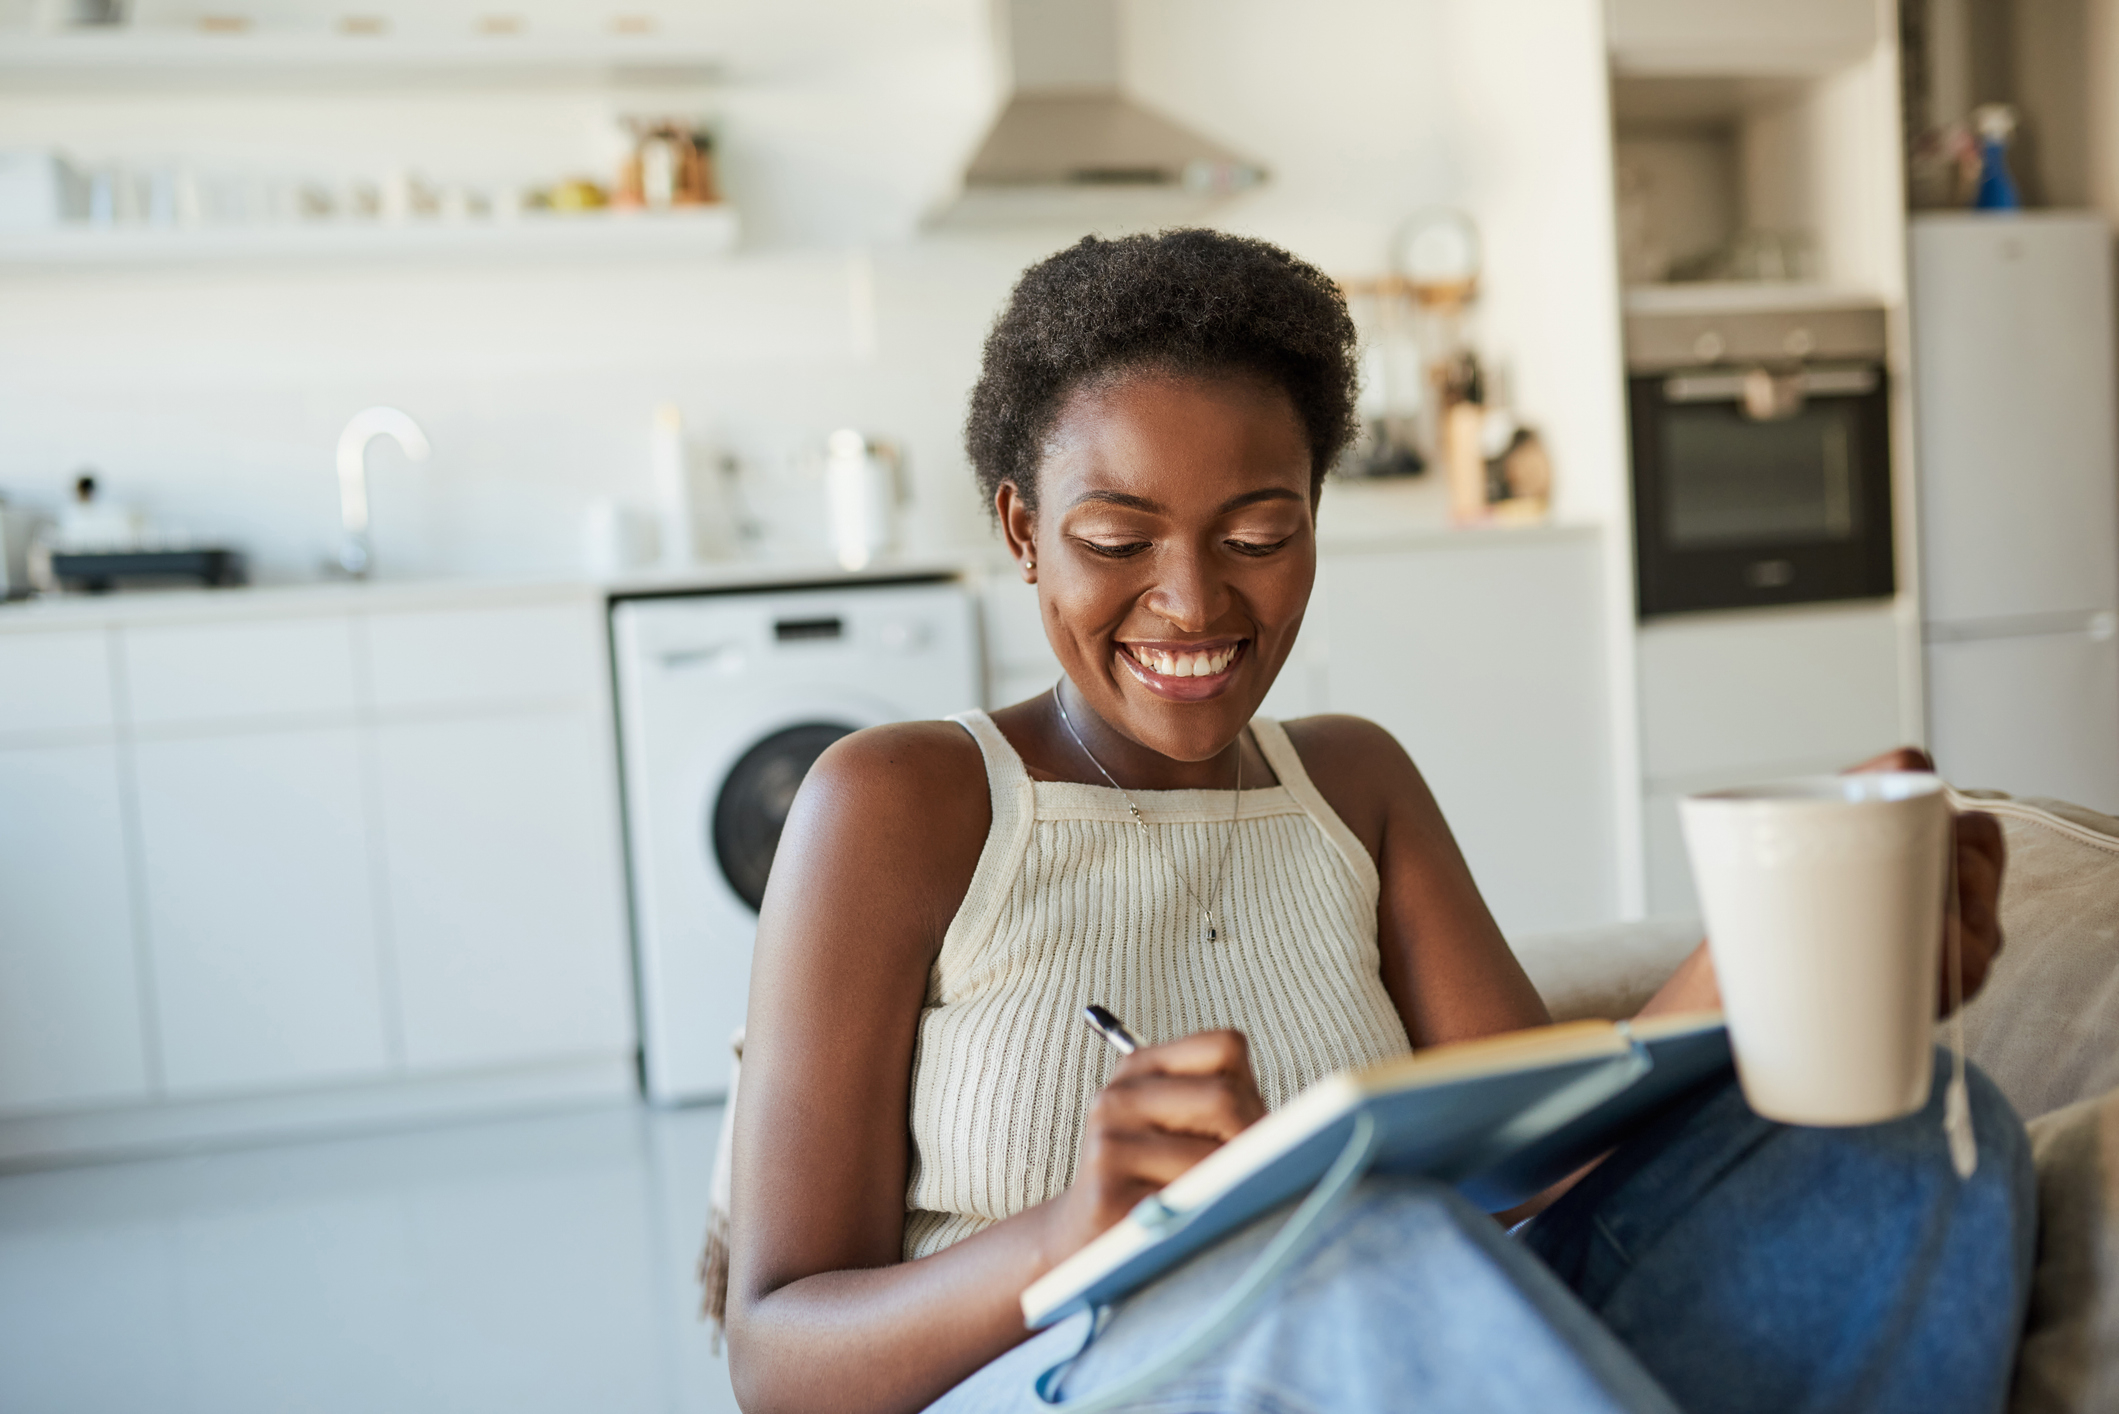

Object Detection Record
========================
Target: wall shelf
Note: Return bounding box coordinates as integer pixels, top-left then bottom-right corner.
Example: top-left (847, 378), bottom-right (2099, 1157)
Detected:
top-left (0, 205), bottom-right (739, 268)
top-left (0, 29), bottom-right (723, 91)
top-left (1622, 282), bottom-right (1887, 315)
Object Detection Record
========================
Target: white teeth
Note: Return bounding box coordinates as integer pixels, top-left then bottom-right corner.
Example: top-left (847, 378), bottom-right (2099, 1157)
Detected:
top-left (1129, 645), bottom-right (1238, 678)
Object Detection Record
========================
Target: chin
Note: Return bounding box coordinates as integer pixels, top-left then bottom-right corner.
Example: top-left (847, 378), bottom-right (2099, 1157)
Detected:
top-left (1109, 642), bottom-right (1267, 756)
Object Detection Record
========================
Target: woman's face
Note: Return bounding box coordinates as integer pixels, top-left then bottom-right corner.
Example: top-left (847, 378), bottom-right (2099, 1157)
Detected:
top-left (997, 369), bottom-right (1316, 764)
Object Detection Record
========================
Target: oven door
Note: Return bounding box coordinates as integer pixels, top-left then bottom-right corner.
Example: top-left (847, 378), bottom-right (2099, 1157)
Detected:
top-left (1630, 363), bottom-right (1896, 618)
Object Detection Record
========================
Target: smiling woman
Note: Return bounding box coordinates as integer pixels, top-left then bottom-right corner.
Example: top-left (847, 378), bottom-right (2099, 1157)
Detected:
top-left (720, 230), bottom-right (2034, 1414)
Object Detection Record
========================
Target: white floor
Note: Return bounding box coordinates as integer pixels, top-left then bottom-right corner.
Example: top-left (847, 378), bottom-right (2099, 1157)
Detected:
top-left (0, 1101), bottom-right (743, 1414)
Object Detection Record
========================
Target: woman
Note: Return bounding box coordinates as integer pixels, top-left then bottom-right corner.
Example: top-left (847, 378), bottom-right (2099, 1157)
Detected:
top-left (724, 230), bottom-right (2033, 1413)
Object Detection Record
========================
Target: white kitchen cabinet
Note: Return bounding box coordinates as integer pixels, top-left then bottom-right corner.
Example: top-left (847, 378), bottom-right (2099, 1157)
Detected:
top-left (0, 628), bottom-right (113, 738)
top-left (364, 604), bottom-right (602, 713)
top-left (1635, 602), bottom-right (1912, 915)
top-left (1637, 603), bottom-right (1905, 783)
top-left (0, 743), bottom-right (151, 1110)
top-left (373, 711), bottom-right (633, 1072)
top-left (1928, 631), bottom-right (2119, 813)
top-left (0, 586), bottom-right (642, 1160)
top-left (1317, 535), bottom-right (1617, 935)
top-left (123, 618), bottom-right (357, 729)
top-left (1607, 0), bottom-right (1877, 74)
top-left (133, 727), bottom-right (392, 1095)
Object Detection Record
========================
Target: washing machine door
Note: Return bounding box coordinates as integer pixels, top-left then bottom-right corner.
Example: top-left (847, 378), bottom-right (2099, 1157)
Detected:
top-left (630, 688), bottom-right (900, 1102)
top-left (613, 581), bottom-right (982, 1102)
top-left (711, 720), bottom-right (855, 911)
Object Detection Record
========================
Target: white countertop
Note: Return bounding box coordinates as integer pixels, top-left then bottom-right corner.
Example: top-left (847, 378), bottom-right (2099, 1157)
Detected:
top-left (0, 515), bottom-right (1603, 634)
top-left (0, 553), bottom-right (989, 633)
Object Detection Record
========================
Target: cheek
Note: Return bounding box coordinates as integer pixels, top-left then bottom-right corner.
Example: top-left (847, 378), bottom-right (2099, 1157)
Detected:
top-left (1250, 554), bottom-right (1316, 623)
top-left (1035, 567), bottom-right (1142, 663)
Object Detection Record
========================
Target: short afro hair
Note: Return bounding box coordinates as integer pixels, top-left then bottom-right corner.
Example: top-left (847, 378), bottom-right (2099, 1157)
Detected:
top-left (964, 228), bottom-right (1359, 518)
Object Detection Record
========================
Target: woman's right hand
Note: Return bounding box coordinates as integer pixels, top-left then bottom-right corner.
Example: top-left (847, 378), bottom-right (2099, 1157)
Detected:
top-left (1042, 1029), bottom-right (1268, 1269)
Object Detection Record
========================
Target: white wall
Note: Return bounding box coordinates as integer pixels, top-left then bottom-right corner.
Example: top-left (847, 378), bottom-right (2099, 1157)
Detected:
top-left (0, 0), bottom-right (1626, 585)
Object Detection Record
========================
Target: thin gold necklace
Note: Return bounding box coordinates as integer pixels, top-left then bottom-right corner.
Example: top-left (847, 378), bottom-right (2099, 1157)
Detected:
top-left (1051, 684), bottom-right (1242, 943)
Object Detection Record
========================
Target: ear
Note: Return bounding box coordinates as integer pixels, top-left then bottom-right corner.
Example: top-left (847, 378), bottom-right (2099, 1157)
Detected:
top-left (995, 481), bottom-right (1038, 583)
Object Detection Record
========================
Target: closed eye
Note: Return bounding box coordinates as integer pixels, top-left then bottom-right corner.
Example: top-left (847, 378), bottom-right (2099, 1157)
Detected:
top-left (1077, 538), bottom-right (1152, 558)
top-left (1225, 535), bottom-right (1292, 557)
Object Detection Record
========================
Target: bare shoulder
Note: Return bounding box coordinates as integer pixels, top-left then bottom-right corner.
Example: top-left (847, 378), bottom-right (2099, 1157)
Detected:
top-left (798, 718), bottom-right (988, 814)
top-left (759, 718), bottom-right (992, 949)
top-left (1278, 713), bottom-right (1413, 772)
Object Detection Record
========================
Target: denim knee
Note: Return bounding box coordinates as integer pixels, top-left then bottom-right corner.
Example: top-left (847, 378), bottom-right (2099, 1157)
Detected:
top-left (1524, 1044), bottom-right (2038, 1414)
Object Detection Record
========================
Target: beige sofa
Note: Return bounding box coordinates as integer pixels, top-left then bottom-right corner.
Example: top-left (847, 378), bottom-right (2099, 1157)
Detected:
top-left (1511, 791), bottom-right (2119, 1414)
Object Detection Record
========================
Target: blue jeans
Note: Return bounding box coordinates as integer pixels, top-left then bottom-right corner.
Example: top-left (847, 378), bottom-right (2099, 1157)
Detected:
top-left (926, 1050), bottom-right (2036, 1414)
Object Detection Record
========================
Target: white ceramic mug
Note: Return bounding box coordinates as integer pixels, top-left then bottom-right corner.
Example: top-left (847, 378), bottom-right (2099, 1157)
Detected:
top-left (1680, 773), bottom-right (1951, 1126)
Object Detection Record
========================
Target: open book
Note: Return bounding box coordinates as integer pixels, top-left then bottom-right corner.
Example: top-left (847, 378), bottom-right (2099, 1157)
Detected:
top-left (1021, 1012), bottom-right (1730, 1329)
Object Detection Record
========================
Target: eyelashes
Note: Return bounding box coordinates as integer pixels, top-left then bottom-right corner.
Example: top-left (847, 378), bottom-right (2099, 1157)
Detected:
top-left (1072, 536), bottom-right (1294, 560)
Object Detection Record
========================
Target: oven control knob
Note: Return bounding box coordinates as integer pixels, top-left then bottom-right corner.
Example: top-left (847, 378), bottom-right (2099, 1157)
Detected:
top-left (1692, 330), bottom-right (1726, 362)
top-left (1783, 326), bottom-right (1816, 356)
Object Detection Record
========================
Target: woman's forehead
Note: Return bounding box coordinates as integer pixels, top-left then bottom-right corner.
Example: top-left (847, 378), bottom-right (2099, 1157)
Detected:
top-left (1042, 370), bottom-right (1310, 504)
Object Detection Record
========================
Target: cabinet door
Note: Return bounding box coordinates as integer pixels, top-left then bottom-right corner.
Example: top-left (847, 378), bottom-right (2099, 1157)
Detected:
top-left (0, 629), bottom-right (114, 737)
top-left (0, 743), bottom-right (151, 1110)
top-left (364, 603), bottom-right (601, 713)
top-left (1318, 538), bottom-right (1616, 934)
top-left (1607, 0), bottom-right (1876, 72)
top-left (133, 728), bottom-right (390, 1095)
top-left (1928, 631), bottom-right (2119, 815)
top-left (123, 617), bottom-right (358, 729)
top-left (1637, 603), bottom-right (1905, 783)
top-left (374, 711), bottom-right (634, 1072)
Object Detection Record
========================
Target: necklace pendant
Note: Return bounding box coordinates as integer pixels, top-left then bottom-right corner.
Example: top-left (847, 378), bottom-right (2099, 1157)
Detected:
top-left (1205, 926), bottom-right (1218, 942)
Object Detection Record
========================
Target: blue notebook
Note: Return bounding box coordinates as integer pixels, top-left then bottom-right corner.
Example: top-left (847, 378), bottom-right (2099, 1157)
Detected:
top-left (1020, 1012), bottom-right (1731, 1329)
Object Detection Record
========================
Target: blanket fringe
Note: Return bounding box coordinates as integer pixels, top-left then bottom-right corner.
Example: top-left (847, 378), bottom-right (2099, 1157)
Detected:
top-left (697, 1208), bottom-right (732, 1355)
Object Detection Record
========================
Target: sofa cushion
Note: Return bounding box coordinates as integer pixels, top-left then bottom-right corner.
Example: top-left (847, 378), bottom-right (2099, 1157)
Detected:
top-left (2011, 1087), bottom-right (2119, 1414)
top-left (1510, 918), bottom-right (1704, 1023)
top-left (1957, 794), bottom-right (2119, 1121)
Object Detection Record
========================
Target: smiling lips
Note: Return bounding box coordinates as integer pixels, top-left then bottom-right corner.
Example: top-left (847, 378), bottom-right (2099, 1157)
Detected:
top-left (1117, 639), bottom-right (1247, 700)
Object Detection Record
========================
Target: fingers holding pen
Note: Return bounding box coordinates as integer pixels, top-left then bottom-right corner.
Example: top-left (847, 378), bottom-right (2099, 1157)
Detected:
top-left (1102, 1028), bottom-right (1269, 1135)
top-left (1093, 1067), bottom-right (1262, 1143)
top-left (1045, 1026), bottom-right (1269, 1264)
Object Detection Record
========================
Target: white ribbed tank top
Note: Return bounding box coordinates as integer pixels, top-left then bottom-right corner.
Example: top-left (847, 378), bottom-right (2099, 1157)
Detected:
top-left (903, 709), bottom-right (1412, 1260)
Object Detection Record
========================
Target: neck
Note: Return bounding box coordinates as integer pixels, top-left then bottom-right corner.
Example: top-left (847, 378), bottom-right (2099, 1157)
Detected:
top-left (1050, 681), bottom-right (1244, 792)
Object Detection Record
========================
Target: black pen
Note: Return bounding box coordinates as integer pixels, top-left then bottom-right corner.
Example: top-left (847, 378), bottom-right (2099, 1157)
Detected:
top-left (1082, 1004), bottom-right (1140, 1056)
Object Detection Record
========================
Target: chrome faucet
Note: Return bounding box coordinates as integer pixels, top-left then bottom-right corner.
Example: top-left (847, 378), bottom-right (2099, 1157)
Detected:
top-left (334, 407), bottom-right (429, 579)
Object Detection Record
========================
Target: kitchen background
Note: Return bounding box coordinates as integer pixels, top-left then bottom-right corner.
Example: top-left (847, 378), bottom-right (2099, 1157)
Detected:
top-left (3, 1), bottom-right (2119, 1411)
top-left (0, 0), bottom-right (1622, 578)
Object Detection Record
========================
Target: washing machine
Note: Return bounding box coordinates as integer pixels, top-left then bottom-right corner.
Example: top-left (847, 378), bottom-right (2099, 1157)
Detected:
top-left (612, 577), bottom-right (981, 1102)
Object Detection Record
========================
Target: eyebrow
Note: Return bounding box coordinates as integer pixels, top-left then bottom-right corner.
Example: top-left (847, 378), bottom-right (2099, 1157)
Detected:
top-left (1067, 486), bottom-right (1305, 514)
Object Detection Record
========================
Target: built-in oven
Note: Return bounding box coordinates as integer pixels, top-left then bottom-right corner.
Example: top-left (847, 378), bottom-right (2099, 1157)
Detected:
top-left (1626, 303), bottom-right (1895, 618)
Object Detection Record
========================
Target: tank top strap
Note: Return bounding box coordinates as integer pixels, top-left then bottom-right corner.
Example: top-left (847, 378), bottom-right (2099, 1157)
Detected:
top-left (1249, 716), bottom-right (1381, 906)
top-left (939, 710), bottom-right (1039, 980)
top-left (948, 708), bottom-right (1032, 810)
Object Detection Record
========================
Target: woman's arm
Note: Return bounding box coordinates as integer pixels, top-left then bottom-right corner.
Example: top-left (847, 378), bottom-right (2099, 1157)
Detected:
top-left (1287, 715), bottom-right (1552, 1047)
top-left (726, 724), bottom-right (1266, 1414)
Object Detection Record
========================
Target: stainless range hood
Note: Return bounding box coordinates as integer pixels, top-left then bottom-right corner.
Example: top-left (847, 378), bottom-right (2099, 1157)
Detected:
top-left (930, 0), bottom-right (1266, 227)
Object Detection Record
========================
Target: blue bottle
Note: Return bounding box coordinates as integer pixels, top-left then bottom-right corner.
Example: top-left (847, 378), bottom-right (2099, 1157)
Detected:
top-left (1973, 105), bottom-right (2021, 211)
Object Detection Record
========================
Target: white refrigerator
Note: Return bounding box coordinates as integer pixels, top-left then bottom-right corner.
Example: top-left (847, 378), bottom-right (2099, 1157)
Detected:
top-left (1911, 212), bottom-right (2119, 813)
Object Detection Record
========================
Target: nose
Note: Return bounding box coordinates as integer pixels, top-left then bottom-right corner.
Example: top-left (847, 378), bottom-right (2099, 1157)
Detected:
top-left (1142, 540), bottom-right (1228, 634)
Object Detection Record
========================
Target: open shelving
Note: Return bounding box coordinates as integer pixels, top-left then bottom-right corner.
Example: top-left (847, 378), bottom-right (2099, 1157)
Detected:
top-left (0, 204), bottom-right (739, 267)
top-left (0, 27), bottom-right (723, 90)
